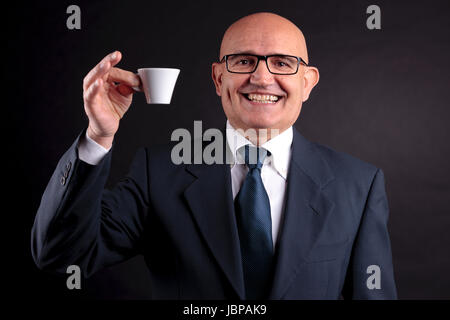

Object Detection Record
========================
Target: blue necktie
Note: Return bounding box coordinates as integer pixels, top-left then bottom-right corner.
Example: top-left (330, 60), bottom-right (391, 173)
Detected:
top-left (235, 145), bottom-right (273, 300)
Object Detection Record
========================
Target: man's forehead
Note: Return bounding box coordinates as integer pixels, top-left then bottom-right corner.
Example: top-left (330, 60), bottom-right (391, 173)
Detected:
top-left (222, 32), bottom-right (303, 57)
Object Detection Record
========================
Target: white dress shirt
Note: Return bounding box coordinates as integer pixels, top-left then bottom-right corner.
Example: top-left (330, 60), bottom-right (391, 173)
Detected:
top-left (78, 121), bottom-right (293, 249)
top-left (225, 121), bottom-right (292, 249)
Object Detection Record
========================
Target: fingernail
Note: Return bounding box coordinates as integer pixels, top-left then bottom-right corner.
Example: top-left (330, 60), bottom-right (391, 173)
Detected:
top-left (111, 52), bottom-right (117, 60)
top-left (99, 62), bottom-right (105, 70)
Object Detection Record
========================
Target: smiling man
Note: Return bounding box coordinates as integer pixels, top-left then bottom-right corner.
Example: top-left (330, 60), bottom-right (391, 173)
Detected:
top-left (31, 12), bottom-right (397, 299)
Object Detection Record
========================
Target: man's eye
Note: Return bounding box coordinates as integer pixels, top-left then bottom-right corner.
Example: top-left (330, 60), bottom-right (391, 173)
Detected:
top-left (275, 60), bottom-right (292, 68)
top-left (238, 59), bottom-right (250, 65)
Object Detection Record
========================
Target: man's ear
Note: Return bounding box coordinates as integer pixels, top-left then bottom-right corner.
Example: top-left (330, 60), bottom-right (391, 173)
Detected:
top-left (302, 66), bottom-right (319, 102)
top-left (211, 62), bottom-right (223, 96)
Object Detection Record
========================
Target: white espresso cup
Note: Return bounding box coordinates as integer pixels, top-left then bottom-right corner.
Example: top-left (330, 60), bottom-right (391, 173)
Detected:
top-left (134, 68), bottom-right (180, 104)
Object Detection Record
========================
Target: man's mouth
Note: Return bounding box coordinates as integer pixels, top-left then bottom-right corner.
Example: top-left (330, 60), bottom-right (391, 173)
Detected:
top-left (242, 93), bottom-right (281, 104)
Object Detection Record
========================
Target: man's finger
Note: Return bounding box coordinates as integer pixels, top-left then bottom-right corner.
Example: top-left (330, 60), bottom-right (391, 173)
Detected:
top-left (83, 51), bottom-right (121, 91)
top-left (83, 78), bottom-right (102, 103)
top-left (107, 67), bottom-right (141, 88)
top-left (108, 50), bottom-right (122, 69)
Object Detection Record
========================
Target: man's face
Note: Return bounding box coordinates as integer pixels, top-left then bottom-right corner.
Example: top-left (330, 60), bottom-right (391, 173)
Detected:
top-left (212, 14), bottom-right (319, 134)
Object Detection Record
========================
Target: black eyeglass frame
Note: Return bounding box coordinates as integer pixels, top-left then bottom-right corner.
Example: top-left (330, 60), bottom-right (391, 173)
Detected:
top-left (220, 53), bottom-right (309, 75)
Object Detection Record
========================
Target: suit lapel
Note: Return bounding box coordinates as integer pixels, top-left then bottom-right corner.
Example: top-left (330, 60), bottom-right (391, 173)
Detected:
top-left (269, 128), bottom-right (335, 299)
top-left (184, 161), bottom-right (246, 299)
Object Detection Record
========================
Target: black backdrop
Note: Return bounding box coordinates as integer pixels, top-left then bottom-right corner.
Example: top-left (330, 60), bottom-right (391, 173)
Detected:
top-left (8, 0), bottom-right (450, 299)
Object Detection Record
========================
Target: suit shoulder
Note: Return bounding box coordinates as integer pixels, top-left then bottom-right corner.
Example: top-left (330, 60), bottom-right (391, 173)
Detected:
top-left (311, 141), bottom-right (379, 180)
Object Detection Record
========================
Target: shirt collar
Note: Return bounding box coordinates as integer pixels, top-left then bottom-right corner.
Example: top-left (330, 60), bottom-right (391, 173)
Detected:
top-left (225, 120), bottom-right (293, 180)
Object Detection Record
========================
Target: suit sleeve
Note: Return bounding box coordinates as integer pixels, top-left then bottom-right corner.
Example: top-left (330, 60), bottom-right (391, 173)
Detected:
top-left (342, 169), bottom-right (398, 299)
top-left (31, 132), bottom-right (150, 278)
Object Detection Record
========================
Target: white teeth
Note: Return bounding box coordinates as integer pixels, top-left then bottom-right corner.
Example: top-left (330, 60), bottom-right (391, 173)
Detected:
top-left (247, 93), bottom-right (279, 103)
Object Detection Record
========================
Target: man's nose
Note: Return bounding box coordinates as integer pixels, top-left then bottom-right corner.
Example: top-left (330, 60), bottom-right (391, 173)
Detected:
top-left (249, 60), bottom-right (275, 85)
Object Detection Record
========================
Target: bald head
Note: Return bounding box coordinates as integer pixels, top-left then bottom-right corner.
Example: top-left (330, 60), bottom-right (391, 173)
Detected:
top-left (219, 12), bottom-right (309, 64)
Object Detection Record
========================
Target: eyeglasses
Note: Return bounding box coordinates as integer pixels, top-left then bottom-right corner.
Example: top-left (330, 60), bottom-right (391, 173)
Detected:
top-left (220, 53), bottom-right (308, 75)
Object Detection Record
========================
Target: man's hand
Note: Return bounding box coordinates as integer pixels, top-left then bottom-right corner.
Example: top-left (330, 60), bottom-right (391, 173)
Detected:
top-left (83, 51), bottom-right (141, 149)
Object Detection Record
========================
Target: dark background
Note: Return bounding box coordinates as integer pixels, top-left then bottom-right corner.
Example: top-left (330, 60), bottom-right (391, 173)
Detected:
top-left (8, 0), bottom-right (450, 299)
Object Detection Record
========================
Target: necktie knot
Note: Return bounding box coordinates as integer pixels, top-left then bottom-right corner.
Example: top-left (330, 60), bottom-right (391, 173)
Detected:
top-left (243, 145), bottom-right (269, 170)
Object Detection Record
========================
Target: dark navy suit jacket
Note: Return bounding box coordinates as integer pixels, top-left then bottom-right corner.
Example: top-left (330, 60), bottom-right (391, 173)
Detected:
top-left (31, 128), bottom-right (397, 299)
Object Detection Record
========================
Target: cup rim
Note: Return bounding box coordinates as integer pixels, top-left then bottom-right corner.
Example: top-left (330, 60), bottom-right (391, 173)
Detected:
top-left (138, 68), bottom-right (180, 72)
